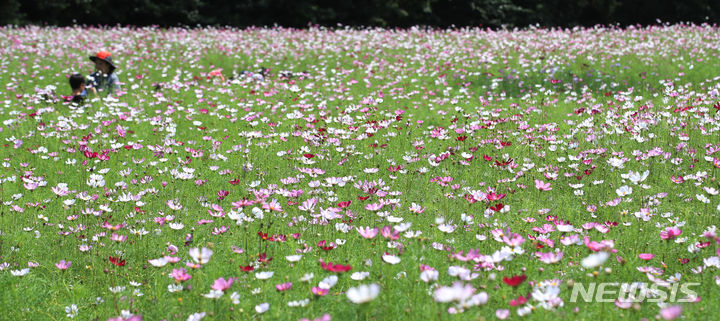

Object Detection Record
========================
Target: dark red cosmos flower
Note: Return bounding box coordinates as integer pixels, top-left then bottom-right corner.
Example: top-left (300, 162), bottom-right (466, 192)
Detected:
top-left (509, 294), bottom-right (528, 306)
top-left (678, 258), bottom-right (690, 265)
top-left (318, 240), bottom-right (335, 251)
top-left (240, 265), bottom-right (254, 272)
top-left (490, 203), bottom-right (504, 212)
top-left (109, 256), bottom-right (126, 267)
top-left (337, 201), bottom-right (352, 208)
top-left (319, 261), bottom-right (352, 273)
top-left (257, 253), bottom-right (273, 263)
top-left (483, 155), bottom-right (492, 161)
top-left (229, 178), bottom-right (240, 185)
top-left (456, 135), bottom-right (467, 141)
top-left (303, 153), bottom-right (315, 159)
top-left (503, 274), bottom-right (527, 287)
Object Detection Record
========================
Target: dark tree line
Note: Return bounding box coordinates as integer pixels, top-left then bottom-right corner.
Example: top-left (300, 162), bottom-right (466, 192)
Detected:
top-left (1, 0), bottom-right (719, 28)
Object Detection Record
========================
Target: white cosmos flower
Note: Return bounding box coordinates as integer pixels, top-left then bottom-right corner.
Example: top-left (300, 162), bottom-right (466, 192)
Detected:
top-left (347, 284), bottom-right (380, 304)
top-left (438, 224), bottom-right (456, 233)
top-left (704, 257), bottom-right (720, 268)
top-left (203, 290), bottom-right (224, 299)
top-left (607, 157), bottom-right (625, 168)
top-left (382, 254), bottom-right (401, 264)
top-left (87, 174), bottom-right (105, 188)
top-left (404, 230), bottom-right (422, 238)
top-left (148, 257), bottom-right (168, 267)
top-left (10, 268), bottom-right (29, 276)
top-left (188, 247), bottom-right (212, 264)
top-left (351, 271), bottom-right (370, 280)
top-left (615, 185), bottom-right (633, 197)
top-left (697, 194), bottom-right (710, 204)
top-left (288, 298), bottom-right (310, 307)
top-left (433, 282), bottom-right (475, 303)
top-left (624, 170), bottom-right (649, 184)
top-left (65, 304), bottom-right (78, 319)
top-left (420, 270), bottom-right (439, 283)
top-left (254, 303), bottom-right (269, 314)
top-left (285, 255), bottom-right (302, 262)
top-left (186, 312), bottom-right (206, 321)
top-left (255, 271), bottom-right (274, 280)
top-left (581, 252), bottom-right (609, 269)
top-left (169, 223), bottom-right (185, 230)
top-left (393, 222), bottom-right (412, 232)
top-left (318, 275), bottom-right (338, 289)
top-left (230, 292), bottom-right (241, 305)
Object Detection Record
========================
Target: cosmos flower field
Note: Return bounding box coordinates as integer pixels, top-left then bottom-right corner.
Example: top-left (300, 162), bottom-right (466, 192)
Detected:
top-left (1, 24), bottom-right (720, 320)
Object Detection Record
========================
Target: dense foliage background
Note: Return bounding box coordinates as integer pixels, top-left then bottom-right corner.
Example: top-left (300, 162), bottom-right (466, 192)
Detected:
top-left (1, 0), bottom-right (719, 28)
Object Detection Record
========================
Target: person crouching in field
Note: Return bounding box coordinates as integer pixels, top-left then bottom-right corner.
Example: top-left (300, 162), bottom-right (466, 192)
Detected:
top-left (68, 73), bottom-right (87, 104)
top-left (87, 51), bottom-right (120, 95)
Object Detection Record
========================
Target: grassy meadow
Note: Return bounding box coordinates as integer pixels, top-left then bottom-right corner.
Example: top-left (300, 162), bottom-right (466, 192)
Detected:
top-left (0, 25), bottom-right (720, 320)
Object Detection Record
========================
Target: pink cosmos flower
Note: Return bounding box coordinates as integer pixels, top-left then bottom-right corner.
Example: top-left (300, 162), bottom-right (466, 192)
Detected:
top-left (211, 277), bottom-right (237, 291)
top-left (312, 287), bottom-right (328, 296)
top-left (660, 227), bottom-right (682, 240)
top-left (110, 233), bottom-right (127, 242)
top-left (275, 282), bottom-right (292, 291)
top-left (357, 226), bottom-right (378, 239)
top-left (496, 309), bottom-right (510, 320)
top-left (170, 268), bottom-right (192, 282)
top-left (535, 251), bottom-right (563, 264)
top-left (299, 314), bottom-right (331, 321)
top-left (419, 264), bottom-right (435, 271)
top-left (380, 226), bottom-right (399, 240)
top-left (584, 236), bottom-right (615, 252)
top-left (660, 305), bottom-right (682, 320)
top-left (614, 299), bottom-right (633, 309)
top-left (638, 253), bottom-right (655, 260)
top-left (55, 260), bottom-right (71, 270)
top-left (535, 179), bottom-right (552, 191)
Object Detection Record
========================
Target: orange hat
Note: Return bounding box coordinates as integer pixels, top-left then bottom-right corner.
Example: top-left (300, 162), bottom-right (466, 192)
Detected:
top-left (89, 51), bottom-right (116, 71)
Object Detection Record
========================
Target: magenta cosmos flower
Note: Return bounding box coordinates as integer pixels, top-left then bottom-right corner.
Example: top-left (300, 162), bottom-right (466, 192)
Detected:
top-left (660, 227), bottom-right (682, 240)
top-left (55, 260), bottom-right (72, 270)
top-left (211, 277), bottom-right (237, 291)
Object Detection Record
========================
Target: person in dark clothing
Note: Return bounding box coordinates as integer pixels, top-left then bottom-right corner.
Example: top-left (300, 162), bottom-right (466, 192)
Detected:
top-left (69, 73), bottom-right (87, 104)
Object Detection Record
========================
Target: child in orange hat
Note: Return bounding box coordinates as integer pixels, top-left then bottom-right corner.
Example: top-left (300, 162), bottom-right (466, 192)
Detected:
top-left (87, 51), bottom-right (120, 94)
